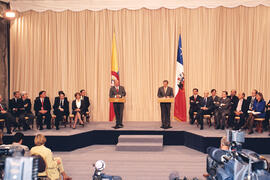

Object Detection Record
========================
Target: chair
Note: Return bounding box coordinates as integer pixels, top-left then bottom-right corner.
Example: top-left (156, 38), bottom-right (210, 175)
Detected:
top-left (51, 115), bottom-right (56, 128)
top-left (69, 114), bottom-right (74, 128)
top-left (32, 154), bottom-right (49, 180)
top-left (203, 114), bottom-right (212, 127)
top-left (254, 118), bottom-right (265, 133)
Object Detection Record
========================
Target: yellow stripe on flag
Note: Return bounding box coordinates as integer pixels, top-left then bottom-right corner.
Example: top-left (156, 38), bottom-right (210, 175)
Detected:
top-left (111, 32), bottom-right (118, 73)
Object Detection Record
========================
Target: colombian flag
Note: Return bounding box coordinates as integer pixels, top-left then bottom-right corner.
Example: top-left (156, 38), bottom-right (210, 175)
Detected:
top-left (110, 32), bottom-right (119, 121)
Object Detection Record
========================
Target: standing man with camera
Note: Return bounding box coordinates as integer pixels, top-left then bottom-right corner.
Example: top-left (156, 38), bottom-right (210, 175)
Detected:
top-left (109, 80), bottom-right (126, 129)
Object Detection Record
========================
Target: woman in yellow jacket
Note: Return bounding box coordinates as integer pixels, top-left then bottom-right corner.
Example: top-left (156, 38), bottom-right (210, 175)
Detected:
top-left (30, 134), bottom-right (71, 180)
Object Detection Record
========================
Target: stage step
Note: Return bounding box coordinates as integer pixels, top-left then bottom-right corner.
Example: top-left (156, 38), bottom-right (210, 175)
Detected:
top-left (116, 135), bottom-right (163, 151)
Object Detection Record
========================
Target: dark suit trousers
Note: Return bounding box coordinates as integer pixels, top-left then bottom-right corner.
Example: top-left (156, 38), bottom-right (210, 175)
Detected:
top-left (196, 109), bottom-right (211, 128)
top-left (113, 103), bottom-right (124, 126)
top-left (37, 112), bottom-right (51, 128)
top-left (263, 110), bottom-right (270, 129)
top-left (11, 111), bottom-right (25, 128)
top-left (231, 113), bottom-right (247, 130)
top-left (0, 112), bottom-right (17, 132)
top-left (214, 109), bottom-right (228, 128)
top-left (189, 107), bottom-right (199, 124)
top-left (55, 111), bottom-right (67, 128)
top-left (160, 103), bottom-right (171, 127)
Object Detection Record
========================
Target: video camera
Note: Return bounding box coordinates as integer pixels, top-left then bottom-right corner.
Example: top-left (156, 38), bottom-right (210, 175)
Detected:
top-left (0, 145), bottom-right (39, 180)
top-left (206, 130), bottom-right (270, 180)
top-left (92, 160), bottom-right (122, 180)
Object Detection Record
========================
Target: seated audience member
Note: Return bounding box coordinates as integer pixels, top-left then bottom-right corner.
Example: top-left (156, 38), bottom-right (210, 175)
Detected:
top-left (21, 91), bottom-right (34, 130)
top-left (242, 92), bottom-right (266, 134)
top-left (220, 136), bottom-right (230, 151)
top-left (30, 134), bottom-right (71, 180)
top-left (34, 91), bottom-right (52, 130)
top-left (189, 88), bottom-right (202, 124)
top-left (80, 89), bottom-right (90, 115)
top-left (247, 89), bottom-right (258, 111)
top-left (231, 92), bottom-right (248, 130)
top-left (0, 95), bottom-right (18, 134)
top-left (72, 92), bottom-right (86, 129)
top-left (227, 90), bottom-right (239, 128)
top-left (209, 89), bottom-right (220, 114)
top-left (11, 132), bottom-right (29, 155)
top-left (196, 90), bottom-right (213, 130)
top-left (264, 100), bottom-right (270, 132)
top-left (214, 91), bottom-right (231, 130)
top-left (0, 130), bottom-right (3, 145)
top-left (9, 91), bottom-right (26, 130)
top-left (53, 91), bottom-right (69, 130)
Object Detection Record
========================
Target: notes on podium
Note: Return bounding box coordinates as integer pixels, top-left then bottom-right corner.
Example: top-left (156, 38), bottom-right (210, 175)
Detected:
top-left (157, 98), bottom-right (174, 103)
top-left (109, 98), bottom-right (126, 103)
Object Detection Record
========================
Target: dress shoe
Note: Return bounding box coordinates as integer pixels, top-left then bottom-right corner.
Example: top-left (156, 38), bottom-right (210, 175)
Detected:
top-left (160, 126), bottom-right (165, 129)
top-left (12, 128), bottom-right (17, 132)
top-left (268, 133), bottom-right (270, 136)
top-left (167, 126), bottom-right (172, 129)
top-left (112, 126), bottom-right (120, 129)
top-left (119, 124), bottom-right (124, 128)
top-left (39, 127), bottom-right (43, 130)
top-left (56, 127), bottom-right (60, 130)
top-left (221, 127), bottom-right (225, 130)
top-left (7, 131), bottom-right (12, 135)
top-left (200, 126), bottom-right (203, 130)
top-left (47, 126), bottom-right (51, 130)
top-left (215, 126), bottom-right (220, 130)
top-left (79, 123), bottom-right (84, 127)
top-left (248, 130), bottom-right (254, 135)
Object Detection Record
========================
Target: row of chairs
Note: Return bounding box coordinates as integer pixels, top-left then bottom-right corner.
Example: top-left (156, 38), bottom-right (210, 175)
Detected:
top-left (0, 112), bottom-right (90, 131)
top-left (193, 112), bottom-right (266, 133)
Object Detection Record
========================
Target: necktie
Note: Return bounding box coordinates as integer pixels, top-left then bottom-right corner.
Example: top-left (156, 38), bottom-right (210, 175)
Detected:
top-left (204, 98), bottom-right (207, 105)
top-left (116, 88), bottom-right (119, 93)
top-left (61, 100), bottom-right (64, 107)
top-left (0, 104), bottom-right (3, 111)
top-left (194, 96), bottom-right (196, 101)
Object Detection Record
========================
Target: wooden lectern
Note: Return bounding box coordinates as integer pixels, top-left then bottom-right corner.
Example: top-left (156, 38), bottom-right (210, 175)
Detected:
top-left (109, 98), bottom-right (126, 103)
top-left (157, 98), bottom-right (174, 103)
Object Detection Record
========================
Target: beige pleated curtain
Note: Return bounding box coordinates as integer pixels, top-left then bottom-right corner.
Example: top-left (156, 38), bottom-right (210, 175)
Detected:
top-left (10, 6), bottom-right (270, 122)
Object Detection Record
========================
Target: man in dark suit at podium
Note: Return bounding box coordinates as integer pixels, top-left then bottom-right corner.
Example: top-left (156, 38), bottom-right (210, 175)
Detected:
top-left (157, 80), bottom-right (174, 129)
top-left (109, 79), bottom-right (126, 129)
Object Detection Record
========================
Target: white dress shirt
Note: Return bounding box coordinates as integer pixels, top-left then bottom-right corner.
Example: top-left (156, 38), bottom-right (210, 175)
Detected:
top-left (76, 99), bottom-right (81, 108)
top-left (236, 99), bottom-right (243, 112)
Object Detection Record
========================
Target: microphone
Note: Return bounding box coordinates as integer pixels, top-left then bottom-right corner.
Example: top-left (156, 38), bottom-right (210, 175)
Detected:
top-left (169, 171), bottom-right (180, 180)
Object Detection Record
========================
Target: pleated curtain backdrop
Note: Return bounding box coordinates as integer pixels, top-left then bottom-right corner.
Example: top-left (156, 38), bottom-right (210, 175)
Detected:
top-left (10, 6), bottom-right (270, 122)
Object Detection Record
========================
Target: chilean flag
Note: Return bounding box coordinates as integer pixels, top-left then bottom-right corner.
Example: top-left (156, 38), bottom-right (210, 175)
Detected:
top-left (110, 32), bottom-right (119, 121)
top-left (174, 35), bottom-right (187, 121)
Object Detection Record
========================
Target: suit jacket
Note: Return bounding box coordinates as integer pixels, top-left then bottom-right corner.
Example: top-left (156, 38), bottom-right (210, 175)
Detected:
top-left (199, 97), bottom-right (213, 110)
top-left (253, 99), bottom-right (266, 118)
top-left (72, 99), bottom-right (86, 114)
top-left (218, 97), bottom-right (231, 113)
top-left (247, 96), bottom-right (256, 110)
top-left (209, 96), bottom-right (220, 111)
top-left (228, 95), bottom-right (239, 111)
top-left (266, 100), bottom-right (270, 111)
top-left (53, 97), bottom-right (69, 115)
top-left (82, 96), bottom-right (90, 110)
top-left (157, 86), bottom-right (174, 98)
top-left (235, 99), bottom-right (248, 115)
top-left (189, 95), bottom-right (202, 110)
top-left (109, 86), bottom-right (126, 98)
top-left (22, 98), bottom-right (32, 114)
top-left (9, 98), bottom-right (24, 114)
top-left (34, 97), bottom-right (51, 115)
top-left (0, 102), bottom-right (8, 114)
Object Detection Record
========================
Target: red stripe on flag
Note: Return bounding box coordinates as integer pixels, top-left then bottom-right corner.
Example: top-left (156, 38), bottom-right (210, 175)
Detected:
top-left (174, 85), bottom-right (187, 122)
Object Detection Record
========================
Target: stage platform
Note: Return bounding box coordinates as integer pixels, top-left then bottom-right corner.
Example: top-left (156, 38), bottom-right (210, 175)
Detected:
top-left (3, 121), bottom-right (270, 154)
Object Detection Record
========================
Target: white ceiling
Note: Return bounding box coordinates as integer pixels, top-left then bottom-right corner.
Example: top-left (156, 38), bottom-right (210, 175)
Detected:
top-left (8, 0), bottom-right (270, 12)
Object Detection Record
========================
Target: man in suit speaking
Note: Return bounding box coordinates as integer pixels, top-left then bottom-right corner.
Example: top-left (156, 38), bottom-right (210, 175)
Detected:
top-left (157, 80), bottom-right (174, 129)
top-left (109, 79), bottom-right (126, 129)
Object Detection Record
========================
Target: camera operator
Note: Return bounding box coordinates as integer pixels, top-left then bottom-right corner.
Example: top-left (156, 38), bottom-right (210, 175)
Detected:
top-left (9, 132), bottom-right (29, 155)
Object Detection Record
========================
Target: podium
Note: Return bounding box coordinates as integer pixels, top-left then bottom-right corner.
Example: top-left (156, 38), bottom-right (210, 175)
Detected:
top-left (109, 98), bottom-right (126, 103)
top-left (157, 98), bottom-right (174, 103)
